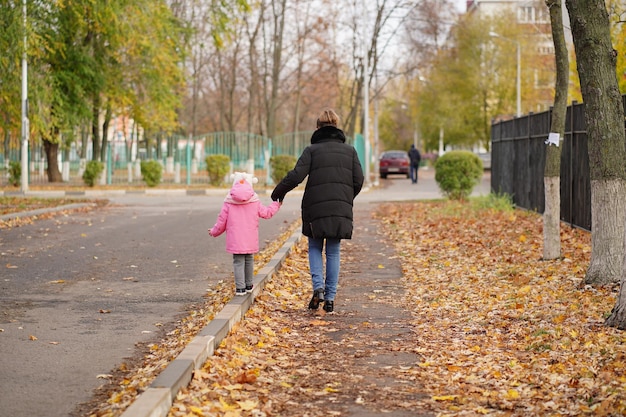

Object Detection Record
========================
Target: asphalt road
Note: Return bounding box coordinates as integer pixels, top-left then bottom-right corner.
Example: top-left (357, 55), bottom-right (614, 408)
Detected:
top-left (0, 170), bottom-right (491, 417)
top-left (0, 191), bottom-right (302, 417)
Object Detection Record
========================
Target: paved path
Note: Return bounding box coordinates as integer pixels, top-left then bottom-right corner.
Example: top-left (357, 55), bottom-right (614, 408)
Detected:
top-left (0, 169), bottom-right (491, 417)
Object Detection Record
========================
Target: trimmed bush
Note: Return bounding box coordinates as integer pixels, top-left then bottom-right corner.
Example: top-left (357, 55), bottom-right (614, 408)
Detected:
top-left (270, 154), bottom-right (296, 184)
top-left (434, 150), bottom-right (483, 200)
top-left (206, 154), bottom-right (230, 186)
top-left (82, 160), bottom-right (104, 187)
top-left (140, 160), bottom-right (163, 187)
top-left (9, 160), bottom-right (21, 187)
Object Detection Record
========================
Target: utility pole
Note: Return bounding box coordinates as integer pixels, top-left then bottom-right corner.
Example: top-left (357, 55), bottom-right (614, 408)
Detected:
top-left (21, 0), bottom-right (29, 193)
top-left (362, 0), bottom-right (370, 187)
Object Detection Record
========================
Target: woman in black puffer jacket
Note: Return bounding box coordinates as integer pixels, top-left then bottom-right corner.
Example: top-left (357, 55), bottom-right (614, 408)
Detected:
top-left (271, 109), bottom-right (364, 313)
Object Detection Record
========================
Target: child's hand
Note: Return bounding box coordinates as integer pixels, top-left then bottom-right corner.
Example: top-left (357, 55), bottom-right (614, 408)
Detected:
top-left (208, 229), bottom-right (214, 237)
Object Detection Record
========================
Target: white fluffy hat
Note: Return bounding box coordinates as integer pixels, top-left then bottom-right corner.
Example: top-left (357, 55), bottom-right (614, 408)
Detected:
top-left (231, 171), bottom-right (258, 186)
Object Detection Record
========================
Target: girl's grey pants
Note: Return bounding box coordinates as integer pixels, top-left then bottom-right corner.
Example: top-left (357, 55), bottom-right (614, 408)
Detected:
top-left (233, 253), bottom-right (254, 290)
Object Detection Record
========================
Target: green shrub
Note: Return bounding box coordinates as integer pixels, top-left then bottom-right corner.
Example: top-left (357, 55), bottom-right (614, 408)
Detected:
top-left (82, 160), bottom-right (104, 187)
top-left (269, 154), bottom-right (296, 184)
top-left (434, 150), bottom-right (483, 200)
top-left (205, 154), bottom-right (231, 186)
top-left (8, 160), bottom-right (21, 187)
top-left (140, 160), bottom-right (163, 187)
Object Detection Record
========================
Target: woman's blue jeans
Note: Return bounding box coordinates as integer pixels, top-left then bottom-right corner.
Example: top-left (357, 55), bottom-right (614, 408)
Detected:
top-left (308, 237), bottom-right (341, 301)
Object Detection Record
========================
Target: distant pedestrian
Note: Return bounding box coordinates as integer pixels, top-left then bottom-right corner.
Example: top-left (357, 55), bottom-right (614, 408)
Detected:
top-left (408, 144), bottom-right (421, 184)
top-left (271, 108), bottom-right (364, 313)
top-left (209, 172), bottom-right (281, 296)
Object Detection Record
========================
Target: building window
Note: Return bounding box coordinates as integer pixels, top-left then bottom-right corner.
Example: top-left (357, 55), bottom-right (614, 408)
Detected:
top-left (518, 6), bottom-right (549, 23)
top-left (519, 6), bottom-right (534, 22)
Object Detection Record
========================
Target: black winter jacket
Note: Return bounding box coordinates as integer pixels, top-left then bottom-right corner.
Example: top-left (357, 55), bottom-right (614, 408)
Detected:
top-left (271, 126), bottom-right (364, 239)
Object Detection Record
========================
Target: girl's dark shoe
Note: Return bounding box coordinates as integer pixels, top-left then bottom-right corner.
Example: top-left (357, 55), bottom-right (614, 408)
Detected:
top-left (323, 300), bottom-right (334, 313)
top-left (308, 288), bottom-right (324, 310)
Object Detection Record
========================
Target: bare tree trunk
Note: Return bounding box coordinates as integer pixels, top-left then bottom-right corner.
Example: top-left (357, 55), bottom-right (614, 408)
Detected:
top-left (43, 137), bottom-right (63, 182)
top-left (245, 9), bottom-right (263, 135)
top-left (543, 0), bottom-right (569, 260)
top-left (566, 0), bottom-right (626, 287)
top-left (91, 95), bottom-right (101, 161)
top-left (266, 0), bottom-right (287, 140)
top-left (606, 243), bottom-right (626, 329)
top-left (4, 116), bottom-right (11, 159)
top-left (100, 104), bottom-right (111, 163)
top-left (80, 125), bottom-right (88, 159)
top-left (191, 51), bottom-right (200, 137)
top-left (225, 38), bottom-right (242, 132)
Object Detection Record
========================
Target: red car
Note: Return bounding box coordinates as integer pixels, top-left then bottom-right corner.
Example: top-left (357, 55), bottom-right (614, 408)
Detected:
top-left (379, 150), bottom-right (410, 179)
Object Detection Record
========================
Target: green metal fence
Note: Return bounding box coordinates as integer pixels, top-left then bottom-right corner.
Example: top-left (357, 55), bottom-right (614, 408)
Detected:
top-left (1, 130), bottom-right (363, 188)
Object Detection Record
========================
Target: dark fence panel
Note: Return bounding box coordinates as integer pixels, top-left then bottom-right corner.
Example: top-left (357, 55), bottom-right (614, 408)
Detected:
top-left (491, 94), bottom-right (626, 232)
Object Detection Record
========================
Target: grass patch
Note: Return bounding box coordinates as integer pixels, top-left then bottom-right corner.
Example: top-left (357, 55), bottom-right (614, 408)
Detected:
top-left (0, 196), bottom-right (89, 216)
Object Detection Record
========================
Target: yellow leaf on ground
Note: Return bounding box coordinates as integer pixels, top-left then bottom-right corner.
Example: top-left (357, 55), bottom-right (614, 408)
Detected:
top-left (188, 405), bottom-right (204, 416)
top-left (432, 395), bottom-right (457, 401)
top-left (263, 327), bottom-right (276, 337)
top-left (233, 346), bottom-right (250, 356)
top-left (237, 400), bottom-right (258, 411)
top-left (505, 389), bottom-right (519, 399)
top-left (218, 397), bottom-right (238, 411)
top-left (310, 320), bottom-right (331, 326)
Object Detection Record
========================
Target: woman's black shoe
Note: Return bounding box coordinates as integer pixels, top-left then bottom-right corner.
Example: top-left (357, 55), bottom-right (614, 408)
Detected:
top-left (308, 288), bottom-right (324, 310)
top-left (323, 300), bottom-right (334, 313)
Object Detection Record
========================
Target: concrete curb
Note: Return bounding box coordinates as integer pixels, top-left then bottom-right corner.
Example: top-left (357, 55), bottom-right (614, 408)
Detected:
top-left (0, 203), bottom-right (97, 222)
top-left (0, 188), bottom-right (290, 198)
top-left (120, 228), bottom-right (302, 417)
top-left (1, 189), bottom-right (229, 197)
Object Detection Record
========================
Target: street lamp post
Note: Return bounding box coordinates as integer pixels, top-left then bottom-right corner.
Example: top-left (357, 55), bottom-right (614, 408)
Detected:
top-left (362, 0), bottom-right (371, 187)
top-left (21, 0), bottom-right (29, 192)
top-left (489, 32), bottom-right (521, 117)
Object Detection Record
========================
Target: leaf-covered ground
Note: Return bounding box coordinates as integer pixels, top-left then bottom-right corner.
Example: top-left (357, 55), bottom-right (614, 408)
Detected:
top-left (93, 200), bottom-right (626, 416)
top-left (0, 196), bottom-right (101, 228)
top-left (378, 202), bottom-right (625, 415)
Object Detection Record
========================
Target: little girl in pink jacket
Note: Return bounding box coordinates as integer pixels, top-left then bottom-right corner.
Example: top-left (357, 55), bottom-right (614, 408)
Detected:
top-left (208, 172), bottom-right (281, 296)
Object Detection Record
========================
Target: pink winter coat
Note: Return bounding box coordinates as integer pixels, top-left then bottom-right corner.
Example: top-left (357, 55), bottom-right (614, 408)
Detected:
top-left (209, 180), bottom-right (281, 254)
